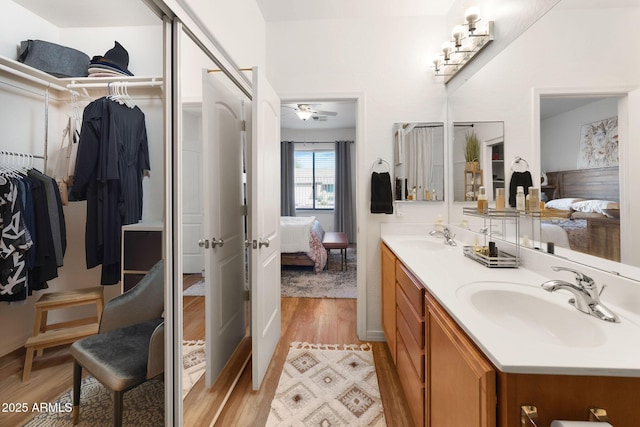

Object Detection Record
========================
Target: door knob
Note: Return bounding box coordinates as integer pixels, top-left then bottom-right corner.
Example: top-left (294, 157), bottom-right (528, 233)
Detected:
top-left (258, 238), bottom-right (270, 248)
top-left (198, 239), bottom-right (209, 249)
top-left (211, 237), bottom-right (224, 248)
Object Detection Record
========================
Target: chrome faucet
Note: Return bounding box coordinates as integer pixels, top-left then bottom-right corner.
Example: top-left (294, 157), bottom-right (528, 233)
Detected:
top-left (541, 266), bottom-right (620, 323)
top-left (429, 226), bottom-right (457, 246)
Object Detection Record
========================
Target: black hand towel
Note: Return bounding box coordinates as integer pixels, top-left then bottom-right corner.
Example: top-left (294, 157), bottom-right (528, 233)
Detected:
top-left (371, 171), bottom-right (394, 214)
top-left (509, 171), bottom-right (533, 207)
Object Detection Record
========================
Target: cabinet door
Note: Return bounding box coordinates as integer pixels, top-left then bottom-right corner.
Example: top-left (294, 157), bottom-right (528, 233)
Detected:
top-left (381, 243), bottom-right (397, 362)
top-left (427, 295), bottom-right (496, 427)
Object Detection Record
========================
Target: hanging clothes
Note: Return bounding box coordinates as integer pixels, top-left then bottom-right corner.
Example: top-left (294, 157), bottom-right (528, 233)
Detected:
top-left (70, 97), bottom-right (150, 285)
top-left (0, 169), bottom-right (65, 301)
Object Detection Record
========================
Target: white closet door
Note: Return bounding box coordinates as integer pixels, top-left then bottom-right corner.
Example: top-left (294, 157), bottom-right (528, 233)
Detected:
top-left (202, 70), bottom-right (247, 386)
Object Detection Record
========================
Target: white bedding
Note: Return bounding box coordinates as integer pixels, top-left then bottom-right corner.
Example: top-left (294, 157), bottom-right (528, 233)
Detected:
top-left (280, 216), bottom-right (316, 253)
top-left (541, 223), bottom-right (571, 248)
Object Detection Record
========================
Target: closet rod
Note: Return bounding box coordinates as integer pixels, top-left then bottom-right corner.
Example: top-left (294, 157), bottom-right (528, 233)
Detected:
top-left (0, 63), bottom-right (69, 93)
top-left (66, 78), bottom-right (163, 90)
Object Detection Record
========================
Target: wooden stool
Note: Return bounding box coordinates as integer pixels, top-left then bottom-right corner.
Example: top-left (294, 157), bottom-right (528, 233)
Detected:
top-left (322, 231), bottom-right (349, 271)
top-left (23, 287), bottom-right (104, 382)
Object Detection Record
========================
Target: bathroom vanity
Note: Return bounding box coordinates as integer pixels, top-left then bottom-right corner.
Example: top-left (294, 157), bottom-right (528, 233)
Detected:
top-left (381, 233), bottom-right (640, 427)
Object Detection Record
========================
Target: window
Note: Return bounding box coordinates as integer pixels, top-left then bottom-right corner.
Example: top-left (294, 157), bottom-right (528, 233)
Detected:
top-left (294, 150), bottom-right (335, 210)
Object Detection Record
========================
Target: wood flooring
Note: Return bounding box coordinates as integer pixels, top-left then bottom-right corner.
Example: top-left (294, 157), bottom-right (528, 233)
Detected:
top-left (0, 275), bottom-right (413, 427)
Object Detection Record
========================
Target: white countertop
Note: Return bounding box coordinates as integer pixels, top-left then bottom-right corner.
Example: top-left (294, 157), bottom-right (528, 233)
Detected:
top-left (381, 232), bottom-right (640, 377)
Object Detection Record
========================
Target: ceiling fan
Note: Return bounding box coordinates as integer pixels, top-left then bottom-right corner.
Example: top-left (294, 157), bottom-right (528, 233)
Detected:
top-left (283, 104), bottom-right (338, 121)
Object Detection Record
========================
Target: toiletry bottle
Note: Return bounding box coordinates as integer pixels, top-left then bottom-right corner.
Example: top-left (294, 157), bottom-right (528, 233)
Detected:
top-left (436, 214), bottom-right (444, 232)
top-left (431, 189), bottom-right (436, 201)
top-left (495, 188), bottom-right (505, 211)
top-left (529, 187), bottom-right (540, 212)
top-left (477, 186), bottom-right (488, 213)
top-left (411, 186), bottom-right (417, 200)
top-left (525, 193), bottom-right (530, 212)
top-left (516, 186), bottom-right (525, 211)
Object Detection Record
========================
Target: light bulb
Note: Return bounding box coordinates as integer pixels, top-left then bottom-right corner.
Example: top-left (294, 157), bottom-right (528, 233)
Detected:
top-left (465, 6), bottom-right (480, 33)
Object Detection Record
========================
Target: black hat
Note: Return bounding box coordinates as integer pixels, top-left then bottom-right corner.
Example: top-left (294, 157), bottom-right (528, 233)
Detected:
top-left (89, 41), bottom-right (133, 76)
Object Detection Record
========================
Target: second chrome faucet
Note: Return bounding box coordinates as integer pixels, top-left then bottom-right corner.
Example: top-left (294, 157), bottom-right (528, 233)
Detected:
top-left (429, 226), bottom-right (457, 246)
top-left (541, 266), bottom-right (620, 323)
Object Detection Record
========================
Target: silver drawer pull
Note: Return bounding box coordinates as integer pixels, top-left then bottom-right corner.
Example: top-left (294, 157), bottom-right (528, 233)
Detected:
top-left (211, 238), bottom-right (224, 248)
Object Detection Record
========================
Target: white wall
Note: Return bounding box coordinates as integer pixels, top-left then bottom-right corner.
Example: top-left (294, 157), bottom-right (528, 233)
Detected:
top-left (541, 98), bottom-right (618, 172)
top-left (448, 2), bottom-right (640, 266)
top-left (266, 15), bottom-right (448, 339)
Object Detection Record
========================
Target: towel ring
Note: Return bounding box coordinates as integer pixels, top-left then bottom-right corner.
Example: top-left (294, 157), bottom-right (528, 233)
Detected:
top-left (510, 156), bottom-right (529, 172)
top-left (371, 157), bottom-right (390, 173)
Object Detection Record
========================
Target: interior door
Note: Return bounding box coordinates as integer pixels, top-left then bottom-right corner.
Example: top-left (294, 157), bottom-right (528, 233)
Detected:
top-left (202, 70), bottom-right (247, 386)
top-left (182, 104), bottom-right (204, 273)
top-left (249, 66), bottom-right (282, 390)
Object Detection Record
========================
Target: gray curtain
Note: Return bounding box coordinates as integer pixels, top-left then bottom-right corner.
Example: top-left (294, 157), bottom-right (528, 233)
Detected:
top-left (280, 141), bottom-right (296, 216)
top-left (334, 140), bottom-right (355, 242)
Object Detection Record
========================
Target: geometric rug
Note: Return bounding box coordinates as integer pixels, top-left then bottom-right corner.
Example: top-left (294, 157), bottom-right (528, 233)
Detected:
top-left (281, 247), bottom-right (357, 299)
top-left (23, 341), bottom-right (206, 427)
top-left (266, 342), bottom-right (386, 426)
top-left (182, 339), bottom-right (206, 398)
top-left (183, 279), bottom-right (205, 296)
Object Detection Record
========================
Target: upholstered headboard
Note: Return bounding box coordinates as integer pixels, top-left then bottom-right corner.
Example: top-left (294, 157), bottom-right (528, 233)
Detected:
top-left (546, 166), bottom-right (619, 202)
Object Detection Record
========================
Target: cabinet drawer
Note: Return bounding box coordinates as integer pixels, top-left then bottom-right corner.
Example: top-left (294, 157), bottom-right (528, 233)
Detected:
top-left (396, 261), bottom-right (424, 315)
top-left (397, 285), bottom-right (424, 347)
top-left (397, 333), bottom-right (425, 427)
top-left (397, 306), bottom-right (424, 380)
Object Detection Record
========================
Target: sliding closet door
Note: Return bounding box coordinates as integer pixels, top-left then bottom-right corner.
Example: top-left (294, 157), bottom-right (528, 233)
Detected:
top-left (202, 70), bottom-right (247, 386)
top-left (249, 66), bottom-right (282, 390)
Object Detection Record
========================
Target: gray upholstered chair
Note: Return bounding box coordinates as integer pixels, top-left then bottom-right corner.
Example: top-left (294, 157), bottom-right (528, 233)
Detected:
top-left (70, 260), bottom-right (165, 427)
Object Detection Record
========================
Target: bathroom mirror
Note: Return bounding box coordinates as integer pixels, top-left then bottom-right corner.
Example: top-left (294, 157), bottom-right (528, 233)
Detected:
top-left (452, 122), bottom-right (504, 203)
top-left (392, 122), bottom-right (445, 201)
top-left (447, 0), bottom-right (640, 271)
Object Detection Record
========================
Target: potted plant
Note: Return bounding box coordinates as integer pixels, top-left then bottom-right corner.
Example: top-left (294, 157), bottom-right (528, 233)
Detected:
top-left (464, 130), bottom-right (480, 172)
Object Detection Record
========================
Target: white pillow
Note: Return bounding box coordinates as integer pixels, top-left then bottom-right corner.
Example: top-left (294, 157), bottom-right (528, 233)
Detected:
top-left (570, 199), bottom-right (619, 215)
top-left (544, 198), bottom-right (585, 211)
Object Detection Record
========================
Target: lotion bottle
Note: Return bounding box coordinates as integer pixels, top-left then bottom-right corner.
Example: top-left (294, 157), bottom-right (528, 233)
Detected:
top-left (516, 186), bottom-right (525, 211)
top-left (529, 187), bottom-right (540, 212)
top-left (477, 186), bottom-right (488, 213)
top-left (495, 188), bottom-right (505, 211)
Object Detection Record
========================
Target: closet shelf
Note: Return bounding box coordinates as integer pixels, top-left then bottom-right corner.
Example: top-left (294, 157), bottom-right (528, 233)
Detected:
top-left (0, 54), bottom-right (163, 95)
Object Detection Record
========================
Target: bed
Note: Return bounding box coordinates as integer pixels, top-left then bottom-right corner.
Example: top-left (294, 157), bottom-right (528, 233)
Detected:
top-left (280, 216), bottom-right (328, 272)
top-left (541, 167), bottom-right (620, 261)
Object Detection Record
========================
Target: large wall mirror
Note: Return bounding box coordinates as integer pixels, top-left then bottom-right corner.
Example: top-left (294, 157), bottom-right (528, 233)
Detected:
top-left (540, 95), bottom-right (621, 262)
top-left (447, 0), bottom-right (640, 272)
top-left (452, 121), bottom-right (504, 203)
top-left (392, 122), bottom-right (445, 201)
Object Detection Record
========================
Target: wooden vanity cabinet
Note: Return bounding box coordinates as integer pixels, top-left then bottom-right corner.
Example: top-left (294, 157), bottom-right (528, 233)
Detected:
top-left (396, 261), bottom-right (425, 427)
top-left (426, 291), bottom-right (496, 427)
top-left (381, 243), bottom-right (397, 362)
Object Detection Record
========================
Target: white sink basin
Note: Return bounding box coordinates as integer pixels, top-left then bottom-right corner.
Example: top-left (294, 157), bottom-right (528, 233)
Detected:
top-left (390, 236), bottom-right (452, 251)
top-left (456, 281), bottom-right (608, 348)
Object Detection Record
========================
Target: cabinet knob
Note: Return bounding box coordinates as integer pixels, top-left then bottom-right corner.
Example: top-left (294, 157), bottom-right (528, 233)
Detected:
top-left (211, 237), bottom-right (224, 248)
top-left (258, 238), bottom-right (270, 248)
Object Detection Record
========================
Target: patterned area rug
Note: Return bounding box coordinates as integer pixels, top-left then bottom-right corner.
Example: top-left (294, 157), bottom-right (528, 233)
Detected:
top-left (281, 247), bottom-right (357, 299)
top-left (23, 340), bottom-right (206, 426)
top-left (266, 342), bottom-right (386, 426)
top-left (183, 278), bottom-right (205, 296)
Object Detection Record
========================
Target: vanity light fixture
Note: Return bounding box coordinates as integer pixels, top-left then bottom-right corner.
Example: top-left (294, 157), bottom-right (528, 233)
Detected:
top-left (433, 6), bottom-right (494, 83)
